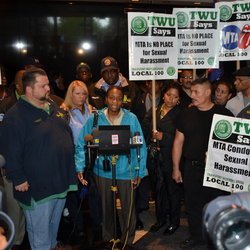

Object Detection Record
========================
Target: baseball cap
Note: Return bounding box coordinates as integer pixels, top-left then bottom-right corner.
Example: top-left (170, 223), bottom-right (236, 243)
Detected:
top-left (100, 56), bottom-right (119, 74)
top-left (76, 62), bottom-right (91, 72)
top-left (232, 67), bottom-right (250, 77)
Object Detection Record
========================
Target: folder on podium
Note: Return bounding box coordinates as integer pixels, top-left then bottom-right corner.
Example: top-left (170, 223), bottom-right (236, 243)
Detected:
top-left (98, 125), bottom-right (130, 155)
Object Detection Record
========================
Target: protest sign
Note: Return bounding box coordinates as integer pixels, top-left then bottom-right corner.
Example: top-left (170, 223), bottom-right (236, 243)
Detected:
top-left (172, 8), bottom-right (220, 69)
top-left (128, 12), bottom-right (178, 80)
top-left (203, 114), bottom-right (250, 193)
top-left (216, 1), bottom-right (250, 61)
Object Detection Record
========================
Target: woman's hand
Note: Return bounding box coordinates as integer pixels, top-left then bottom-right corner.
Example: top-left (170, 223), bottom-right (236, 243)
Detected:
top-left (77, 172), bottom-right (88, 186)
top-left (152, 130), bottom-right (163, 141)
top-left (172, 169), bottom-right (183, 183)
top-left (132, 176), bottom-right (141, 189)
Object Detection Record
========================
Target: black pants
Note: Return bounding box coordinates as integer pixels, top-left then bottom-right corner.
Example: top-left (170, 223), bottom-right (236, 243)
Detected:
top-left (183, 160), bottom-right (228, 242)
top-left (135, 176), bottom-right (150, 214)
top-left (151, 157), bottom-right (182, 226)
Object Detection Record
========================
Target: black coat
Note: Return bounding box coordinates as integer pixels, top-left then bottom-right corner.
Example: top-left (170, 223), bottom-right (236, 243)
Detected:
top-left (143, 105), bottom-right (181, 165)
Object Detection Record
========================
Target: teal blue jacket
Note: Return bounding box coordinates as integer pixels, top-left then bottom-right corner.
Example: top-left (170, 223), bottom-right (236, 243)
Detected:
top-left (75, 108), bottom-right (147, 180)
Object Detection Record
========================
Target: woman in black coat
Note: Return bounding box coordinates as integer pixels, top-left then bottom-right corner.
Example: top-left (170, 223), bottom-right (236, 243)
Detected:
top-left (143, 81), bottom-right (182, 234)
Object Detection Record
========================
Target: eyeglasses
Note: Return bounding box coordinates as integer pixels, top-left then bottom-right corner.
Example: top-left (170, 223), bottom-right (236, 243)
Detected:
top-left (181, 76), bottom-right (193, 79)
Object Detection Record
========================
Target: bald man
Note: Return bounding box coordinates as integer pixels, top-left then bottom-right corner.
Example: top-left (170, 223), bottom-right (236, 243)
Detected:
top-left (172, 78), bottom-right (233, 249)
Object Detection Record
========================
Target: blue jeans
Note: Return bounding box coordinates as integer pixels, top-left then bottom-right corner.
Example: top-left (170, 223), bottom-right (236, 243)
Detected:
top-left (23, 198), bottom-right (66, 250)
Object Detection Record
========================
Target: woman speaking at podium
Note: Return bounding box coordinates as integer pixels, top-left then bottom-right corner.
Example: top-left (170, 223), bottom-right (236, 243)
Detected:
top-left (75, 86), bottom-right (147, 248)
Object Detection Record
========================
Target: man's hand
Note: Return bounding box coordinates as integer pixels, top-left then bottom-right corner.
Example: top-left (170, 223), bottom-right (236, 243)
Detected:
top-left (172, 169), bottom-right (183, 183)
top-left (77, 172), bottom-right (88, 186)
top-left (15, 181), bottom-right (29, 192)
top-left (132, 176), bottom-right (141, 189)
top-left (172, 129), bottom-right (185, 184)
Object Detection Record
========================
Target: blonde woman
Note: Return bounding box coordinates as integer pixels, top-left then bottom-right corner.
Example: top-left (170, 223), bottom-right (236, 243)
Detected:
top-left (61, 80), bottom-right (92, 144)
top-left (61, 80), bottom-right (100, 239)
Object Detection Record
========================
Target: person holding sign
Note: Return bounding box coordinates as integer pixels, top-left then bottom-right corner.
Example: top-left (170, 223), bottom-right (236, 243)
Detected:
top-left (143, 82), bottom-right (182, 234)
top-left (172, 78), bottom-right (233, 249)
top-left (226, 67), bottom-right (250, 116)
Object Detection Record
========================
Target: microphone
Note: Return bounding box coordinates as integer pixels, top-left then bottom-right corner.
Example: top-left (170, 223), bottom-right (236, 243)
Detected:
top-left (84, 134), bottom-right (93, 143)
top-left (84, 134), bottom-right (93, 168)
top-left (0, 155), bottom-right (6, 168)
top-left (129, 131), bottom-right (132, 145)
top-left (133, 132), bottom-right (143, 162)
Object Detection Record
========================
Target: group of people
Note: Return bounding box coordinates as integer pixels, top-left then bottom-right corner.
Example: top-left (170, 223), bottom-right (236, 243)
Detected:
top-left (0, 55), bottom-right (249, 250)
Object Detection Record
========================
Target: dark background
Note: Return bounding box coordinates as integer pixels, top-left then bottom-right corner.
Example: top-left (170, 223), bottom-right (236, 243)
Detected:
top-left (0, 0), bottom-right (247, 86)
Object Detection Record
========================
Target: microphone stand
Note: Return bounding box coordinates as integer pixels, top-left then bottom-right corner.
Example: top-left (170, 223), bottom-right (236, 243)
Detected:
top-left (110, 154), bottom-right (119, 248)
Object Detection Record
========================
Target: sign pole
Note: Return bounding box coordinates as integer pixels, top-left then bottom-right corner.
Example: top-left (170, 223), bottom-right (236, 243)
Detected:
top-left (193, 69), bottom-right (196, 80)
top-left (236, 60), bottom-right (240, 70)
top-left (152, 79), bottom-right (156, 133)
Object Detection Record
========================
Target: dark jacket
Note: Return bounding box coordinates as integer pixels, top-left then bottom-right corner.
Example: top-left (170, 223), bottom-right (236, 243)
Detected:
top-left (143, 105), bottom-right (181, 162)
top-left (179, 89), bottom-right (192, 110)
top-left (0, 98), bottom-right (77, 206)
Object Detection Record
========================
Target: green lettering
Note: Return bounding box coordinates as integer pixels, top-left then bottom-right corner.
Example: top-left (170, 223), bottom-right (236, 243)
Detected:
top-left (147, 16), bottom-right (154, 25)
top-left (148, 17), bottom-right (175, 27)
top-left (232, 3), bottom-right (250, 12)
top-left (234, 121), bottom-right (243, 132)
top-left (156, 17), bottom-right (168, 26)
top-left (197, 11), bottom-right (211, 20)
top-left (240, 3), bottom-right (250, 12)
top-left (244, 123), bottom-right (250, 134)
top-left (232, 4), bottom-right (240, 12)
top-left (189, 11), bottom-right (217, 20)
top-left (190, 11), bottom-right (196, 20)
top-left (168, 18), bottom-right (175, 27)
top-left (209, 12), bottom-right (218, 20)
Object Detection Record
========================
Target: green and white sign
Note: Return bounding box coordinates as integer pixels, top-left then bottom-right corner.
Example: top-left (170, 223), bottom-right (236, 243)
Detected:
top-left (203, 114), bottom-right (250, 193)
top-left (128, 12), bottom-right (178, 80)
top-left (216, 1), bottom-right (250, 61)
top-left (172, 8), bottom-right (220, 69)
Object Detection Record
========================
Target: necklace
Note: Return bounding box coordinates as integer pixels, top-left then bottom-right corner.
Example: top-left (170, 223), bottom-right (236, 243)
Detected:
top-left (159, 104), bottom-right (166, 119)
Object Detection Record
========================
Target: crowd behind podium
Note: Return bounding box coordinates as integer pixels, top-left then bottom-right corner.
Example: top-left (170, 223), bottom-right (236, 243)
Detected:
top-left (0, 56), bottom-right (249, 250)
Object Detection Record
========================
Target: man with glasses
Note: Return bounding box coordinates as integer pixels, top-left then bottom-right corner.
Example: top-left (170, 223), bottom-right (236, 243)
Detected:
top-left (226, 67), bottom-right (250, 116)
top-left (179, 69), bottom-right (193, 109)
